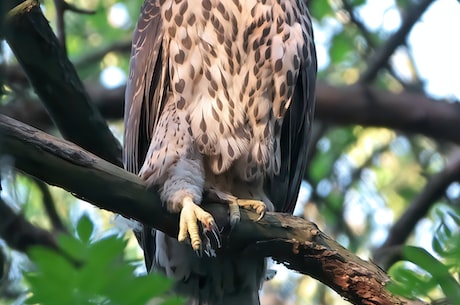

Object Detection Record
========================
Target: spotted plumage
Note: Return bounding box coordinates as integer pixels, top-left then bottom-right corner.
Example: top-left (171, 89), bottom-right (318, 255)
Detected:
top-left (124, 0), bottom-right (316, 303)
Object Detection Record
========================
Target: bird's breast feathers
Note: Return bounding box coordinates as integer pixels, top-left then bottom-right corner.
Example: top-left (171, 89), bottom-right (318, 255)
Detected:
top-left (158, 0), bottom-right (312, 180)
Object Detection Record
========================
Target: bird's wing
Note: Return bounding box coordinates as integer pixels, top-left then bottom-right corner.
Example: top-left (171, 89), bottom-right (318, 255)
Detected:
top-left (123, 0), bottom-right (166, 272)
top-left (124, 0), bottom-right (166, 175)
top-left (266, 16), bottom-right (317, 214)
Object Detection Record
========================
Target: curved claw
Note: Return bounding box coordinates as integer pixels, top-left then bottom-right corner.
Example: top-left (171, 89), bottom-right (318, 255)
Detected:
top-left (256, 209), bottom-right (265, 221)
top-left (178, 196), bottom-right (220, 256)
top-left (208, 222), bottom-right (222, 248)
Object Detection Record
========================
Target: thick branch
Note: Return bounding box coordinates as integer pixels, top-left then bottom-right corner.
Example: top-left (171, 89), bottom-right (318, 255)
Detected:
top-left (315, 82), bottom-right (460, 143)
top-left (6, 80), bottom-right (460, 145)
top-left (0, 114), bottom-right (426, 305)
top-left (3, 0), bottom-right (122, 166)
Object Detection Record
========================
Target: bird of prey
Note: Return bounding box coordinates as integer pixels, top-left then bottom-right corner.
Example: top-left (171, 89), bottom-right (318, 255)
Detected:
top-left (123, 0), bottom-right (316, 303)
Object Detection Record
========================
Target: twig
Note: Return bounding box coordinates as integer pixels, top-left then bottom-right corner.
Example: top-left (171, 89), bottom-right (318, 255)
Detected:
top-left (62, 1), bottom-right (95, 15)
top-left (73, 40), bottom-right (132, 70)
top-left (32, 177), bottom-right (67, 233)
top-left (359, 0), bottom-right (436, 83)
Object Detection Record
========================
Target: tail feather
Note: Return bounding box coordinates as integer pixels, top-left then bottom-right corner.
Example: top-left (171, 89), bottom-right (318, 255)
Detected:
top-left (153, 231), bottom-right (264, 305)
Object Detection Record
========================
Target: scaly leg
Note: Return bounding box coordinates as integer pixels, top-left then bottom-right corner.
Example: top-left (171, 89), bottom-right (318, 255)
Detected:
top-left (178, 196), bottom-right (221, 254)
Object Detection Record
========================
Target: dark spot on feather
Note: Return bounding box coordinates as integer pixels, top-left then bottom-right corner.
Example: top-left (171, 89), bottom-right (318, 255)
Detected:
top-left (217, 155), bottom-right (223, 171)
top-left (220, 72), bottom-right (227, 87)
top-left (257, 17), bottom-right (264, 27)
top-left (286, 71), bottom-right (294, 86)
top-left (283, 32), bottom-right (290, 42)
top-left (275, 59), bottom-right (283, 72)
top-left (217, 2), bottom-right (225, 14)
top-left (208, 86), bottom-right (216, 98)
top-left (262, 26), bottom-right (270, 38)
top-left (175, 50), bottom-right (185, 64)
top-left (280, 82), bottom-right (286, 96)
top-left (228, 144), bottom-right (235, 158)
top-left (174, 15), bottom-right (183, 26)
top-left (202, 134), bottom-right (209, 145)
top-left (265, 47), bottom-right (271, 60)
top-left (168, 27), bottom-right (176, 36)
top-left (177, 97), bottom-right (185, 109)
top-left (182, 35), bottom-right (192, 49)
top-left (263, 124), bottom-right (270, 137)
top-left (212, 107), bottom-right (219, 121)
top-left (211, 79), bottom-right (218, 91)
top-left (175, 79), bottom-right (185, 93)
top-left (216, 98), bottom-right (223, 110)
top-left (255, 49), bottom-right (261, 62)
top-left (217, 33), bottom-right (224, 44)
top-left (256, 79), bottom-right (262, 90)
top-left (248, 97), bottom-right (254, 107)
top-left (202, 0), bottom-right (211, 10)
top-left (302, 44), bottom-right (308, 58)
top-left (293, 55), bottom-right (300, 69)
top-left (165, 7), bottom-right (172, 21)
top-left (188, 14), bottom-right (196, 25)
top-left (205, 70), bottom-right (212, 80)
top-left (179, 1), bottom-right (188, 14)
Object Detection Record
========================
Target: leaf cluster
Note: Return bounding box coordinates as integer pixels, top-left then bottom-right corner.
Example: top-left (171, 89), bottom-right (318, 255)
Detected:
top-left (388, 207), bottom-right (460, 304)
top-left (25, 215), bottom-right (183, 305)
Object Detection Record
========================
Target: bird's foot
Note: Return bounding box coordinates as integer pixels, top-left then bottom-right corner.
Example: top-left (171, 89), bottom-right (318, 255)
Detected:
top-left (178, 196), bottom-right (221, 256)
top-left (237, 199), bottom-right (266, 221)
top-left (228, 198), bottom-right (267, 227)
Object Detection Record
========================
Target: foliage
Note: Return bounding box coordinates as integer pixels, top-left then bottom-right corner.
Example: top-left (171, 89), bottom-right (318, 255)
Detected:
top-left (24, 215), bottom-right (183, 305)
top-left (388, 207), bottom-right (460, 303)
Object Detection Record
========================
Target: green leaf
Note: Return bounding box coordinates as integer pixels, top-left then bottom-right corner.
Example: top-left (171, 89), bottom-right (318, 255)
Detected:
top-left (77, 213), bottom-right (94, 243)
top-left (403, 246), bottom-right (460, 304)
top-left (329, 32), bottom-right (354, 64)
top-left (350, 0), bottom-right (366, 6)
top-left (311, 0), bottom-right (333, 20)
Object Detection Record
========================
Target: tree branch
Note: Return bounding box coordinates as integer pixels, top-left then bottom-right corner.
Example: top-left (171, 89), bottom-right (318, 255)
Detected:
top-left (374, 146), bottom-right (460, 268)
top-left (0, 114), bottom-right (427, 305)
top-left (3, 81), bottom-right (460, 145)
top-left (3, 0), bottom-right (122, 166)
top-left (359, 0), bottom-right (436, 83)
top-left (0, 197), bottom-right (58, 253)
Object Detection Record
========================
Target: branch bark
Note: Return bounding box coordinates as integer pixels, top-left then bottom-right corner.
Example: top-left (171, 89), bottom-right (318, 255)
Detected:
top-left (0, 114), bottom-right (426, 305)
top-left (3, 0), bottom-right (122, 166)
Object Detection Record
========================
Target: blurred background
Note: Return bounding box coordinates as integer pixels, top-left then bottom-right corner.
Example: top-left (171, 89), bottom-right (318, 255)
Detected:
top-left (1, 0), bottom-right (460, 304)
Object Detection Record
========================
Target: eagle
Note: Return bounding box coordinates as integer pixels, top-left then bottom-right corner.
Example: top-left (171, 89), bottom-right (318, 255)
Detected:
top-left (123, 0), bottom-right (316, 303)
